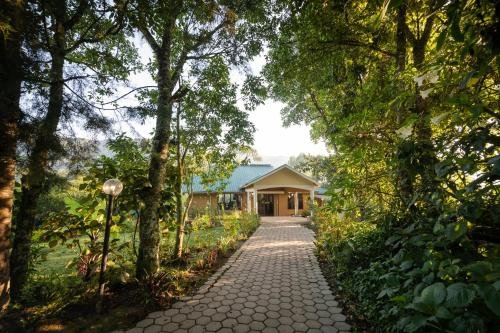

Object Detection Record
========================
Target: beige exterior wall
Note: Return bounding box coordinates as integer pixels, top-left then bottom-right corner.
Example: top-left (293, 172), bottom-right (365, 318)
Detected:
top-left (189, 193), bottom-right (219, 213)
top-left (252, 167), bottom-right (316, 188)
top-left (189, 191), bottom-right (314, 216)
top-left (275, 192), bottom-right (311, 216)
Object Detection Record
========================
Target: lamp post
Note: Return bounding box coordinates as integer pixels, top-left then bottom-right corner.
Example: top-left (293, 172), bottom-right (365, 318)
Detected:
top-left (97, 179), bottom-right (123, 313)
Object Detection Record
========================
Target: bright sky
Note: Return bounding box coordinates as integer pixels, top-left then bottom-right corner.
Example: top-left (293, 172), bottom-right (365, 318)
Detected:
top-left (108, 36), bottom-right (329, 166)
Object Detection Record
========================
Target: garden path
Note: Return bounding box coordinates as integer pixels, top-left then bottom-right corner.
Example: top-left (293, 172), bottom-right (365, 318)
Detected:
top-left (120, 216), bottom-right (350, 333)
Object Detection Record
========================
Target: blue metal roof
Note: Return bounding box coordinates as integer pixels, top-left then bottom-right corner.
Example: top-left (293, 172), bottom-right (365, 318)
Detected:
top-left (190, 164), bottom-right (274, 193)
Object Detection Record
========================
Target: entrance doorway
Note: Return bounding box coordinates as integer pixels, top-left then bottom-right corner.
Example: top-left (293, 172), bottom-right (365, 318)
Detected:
top-left (258, 194), bottom-right (274, 216)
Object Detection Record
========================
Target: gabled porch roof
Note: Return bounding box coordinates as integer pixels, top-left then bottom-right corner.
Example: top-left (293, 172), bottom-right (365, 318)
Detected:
top-left (241, 164), bottom-right (319, 190)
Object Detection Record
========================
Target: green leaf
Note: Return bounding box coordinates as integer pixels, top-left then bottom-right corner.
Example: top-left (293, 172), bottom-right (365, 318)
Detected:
top-left (400, 260), bottom-right (413, 270)
top-left (445, 221), bottom-right (467, 242)
top-left (385, 234), bottom-right (401, 245)
top-left (436, 30), bottom-right (447, 49)
top-left (407, 300), bottom-right (434, 314)
top-left (391, 294), bottom-right (408, 304)
top-left (466, 261), bottom-right (492, 281)
top-left (64, 197), bottom-right (82, 215)
top-left (48, 239), bottom-right (58, 248)
top-left (405, 314), bottom-right (428, 332)
top-left (477, 284), bottom-right (500, 316)
top-left (433, 222), bottom-right (444, 234)
top-left (436, 306), bottom-right (453, 319)
top-left (434, 161), bottom-right (455, 178)
top-left (485, 295), bottom-right (500, 316)
top-left (421, 282), bottom-right (446, 306)
top-left (445, 283), bottom-right (476, 308)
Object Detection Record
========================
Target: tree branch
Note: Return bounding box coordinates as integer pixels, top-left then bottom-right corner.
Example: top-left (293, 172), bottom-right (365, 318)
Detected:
top-left (101, 85), bottom-right (157, 105)
top-left (64, 0), bottom-right (89, 30)
top-left (316, 39), bottom-right (397, 57)
top-left (309, 91), bottom-right (333, 127)
top-left (172, 16), bottom-right (229, 83)
top-left (137, 0), bottom-right (160, 55)
top-left (403, 22), bottom-right (416, 45)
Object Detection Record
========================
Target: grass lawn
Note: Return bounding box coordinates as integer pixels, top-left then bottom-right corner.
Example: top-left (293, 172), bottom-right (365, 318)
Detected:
top-left (37, 226), bottom-right (227, 276)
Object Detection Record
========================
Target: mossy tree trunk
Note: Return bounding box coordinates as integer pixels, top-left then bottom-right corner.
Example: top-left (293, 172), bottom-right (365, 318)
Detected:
top-left (0, 0), bottom-right (27, 310)
top-left (9, 17), bottom-right (66, 299)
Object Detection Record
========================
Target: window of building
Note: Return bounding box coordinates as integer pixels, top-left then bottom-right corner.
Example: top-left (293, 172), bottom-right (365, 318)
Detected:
top-left (287, 193), bottom-right (294, 209)
top-left (287, 192), bottom-right (304, 210)
top-left (218, 193), bottom-right (237, 210)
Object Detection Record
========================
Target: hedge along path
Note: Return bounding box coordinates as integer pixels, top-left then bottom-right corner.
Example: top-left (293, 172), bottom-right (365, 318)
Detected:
top-left (120, 216), bottom-right (351, 333)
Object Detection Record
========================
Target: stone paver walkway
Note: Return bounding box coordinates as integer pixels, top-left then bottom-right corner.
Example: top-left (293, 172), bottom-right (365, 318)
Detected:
top-left (123, 217), bottom-right (350, 333)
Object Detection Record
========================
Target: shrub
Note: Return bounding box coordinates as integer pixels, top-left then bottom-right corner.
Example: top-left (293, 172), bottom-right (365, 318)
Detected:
top-left (315, 206), bottom-right (500, 332)
top-left (237, 213), bottom-right (260, 237)
top-left (191, 214), bottom-right (212, 231)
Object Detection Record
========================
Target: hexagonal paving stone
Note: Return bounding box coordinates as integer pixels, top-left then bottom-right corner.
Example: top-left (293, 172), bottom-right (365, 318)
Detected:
top-left (211, 312), bottom-right (227, 322)
top-left (305, 319), bottom-right (322, 329)
top-left (136, 318), bottom-right (154, 328)
top-left (227, 310), bottom-right (241, 318)
top-left (162, 322), bottom-right (179, 332)
top-left (196, 316), bottom-right (211, 325)
top-left (331, 313), bottom-right (347, 322)
top-left (180, 320), bottom-right (196, 329)
top-left (254, 305), bottom-right (267, 313)
top-left (205, 321), bottom-right (222, 332)
top-left (203, 308), bottom-right (217, 317)
top-left (144, 326), bottom-right (161, 333)
top-left (264, 318), bottom-right (280, 328)
top-left (221, 318), bottom-right (238, 328)
top-left (252, 312), bottom-right (267, 321)
top-left (250, 321), bottom-right (265, 331)
top-left (334, 322), bottom-right (351, 331)
top-left (233, 324), bottom-right (250, 333)
top-left (291, 322), bottom-right (309, 332)
top-left (188, 326), bottom-right (204, 333)
top-left (171, 313), bottom-right (187, 323)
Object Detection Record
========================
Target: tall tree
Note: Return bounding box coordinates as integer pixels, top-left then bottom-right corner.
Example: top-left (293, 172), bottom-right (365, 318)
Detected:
top-left (288, 153), bottom-right (330, 186)
top-left (171, 57), bottom-right (255, 258)
top-left (263, 0), bottom-right (448, 214)
top-left (0, 0), bottom-right (28, 311)
top-left (9, 0), bottom-right (136, 300)
top-left (131, 0), bottom-right (265, 277)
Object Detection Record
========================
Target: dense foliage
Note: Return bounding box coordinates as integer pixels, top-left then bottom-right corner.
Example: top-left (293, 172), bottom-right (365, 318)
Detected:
top-left (265, 0), bottom-right (499, 331)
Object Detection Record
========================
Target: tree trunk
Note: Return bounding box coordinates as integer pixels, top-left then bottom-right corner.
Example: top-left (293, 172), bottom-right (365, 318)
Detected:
top-left (10, 42), bottom-right (65, 300)
top-left (411, 36), bottom-right (438, 192)
top-left (396, 2), bottom-right (407, 73)
top-left (136, 59), bottom-right (174, 278)
top-left (0, 0), bottom-right (26, 310)
top-left (173, 108), bottom-right (184, 259)
top-left (394, 1), bottom-right (415, 207)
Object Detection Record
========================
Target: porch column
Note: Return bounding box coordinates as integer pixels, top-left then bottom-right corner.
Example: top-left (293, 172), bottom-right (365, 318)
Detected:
top-left (246, 191), bottom-right (251, 213)
top-left (310, 189), bottom-right (315, 217)
top-left (294, 192), bottom-right (299, 216)
top-left (253, 188), bottom-right (258, 213)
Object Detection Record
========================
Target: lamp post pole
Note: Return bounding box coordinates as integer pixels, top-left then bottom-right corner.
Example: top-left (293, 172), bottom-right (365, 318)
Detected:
top-left (97, 179), bottom-right (123, 313)
top-left (99, 194), bottom-right (114, 297)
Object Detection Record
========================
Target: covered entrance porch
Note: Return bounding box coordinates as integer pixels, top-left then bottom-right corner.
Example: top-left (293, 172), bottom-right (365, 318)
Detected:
top-left (241, 165), bottom-right (318, 217)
